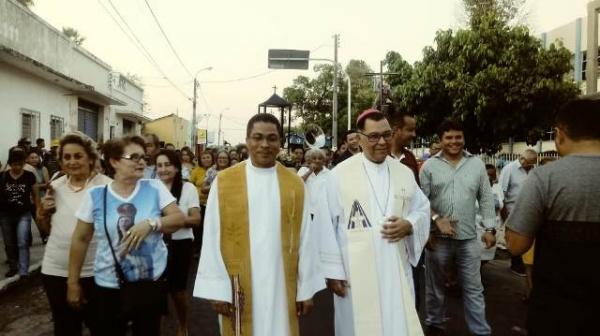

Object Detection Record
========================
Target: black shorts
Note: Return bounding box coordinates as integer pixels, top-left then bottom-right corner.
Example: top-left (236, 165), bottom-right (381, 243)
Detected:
top-left (166, 238), bottom-right (193, 292)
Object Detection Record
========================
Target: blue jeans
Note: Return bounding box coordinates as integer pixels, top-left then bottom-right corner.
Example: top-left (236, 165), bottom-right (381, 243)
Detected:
top-left (425, 237), bottom-right (491, 335)
top-left (0, 212), bottom-right (32, 275)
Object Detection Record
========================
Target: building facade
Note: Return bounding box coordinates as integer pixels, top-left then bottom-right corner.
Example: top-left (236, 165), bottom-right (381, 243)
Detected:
top-left (0, 0), bottom-right (148, 164)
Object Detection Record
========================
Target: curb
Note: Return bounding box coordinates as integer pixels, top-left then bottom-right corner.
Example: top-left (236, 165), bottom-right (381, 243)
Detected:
top-left (0, 261), bottom-right (42, 293)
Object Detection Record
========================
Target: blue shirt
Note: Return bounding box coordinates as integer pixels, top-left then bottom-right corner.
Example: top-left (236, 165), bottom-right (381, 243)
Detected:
top-left (76, 179), bottom-right (176, 288)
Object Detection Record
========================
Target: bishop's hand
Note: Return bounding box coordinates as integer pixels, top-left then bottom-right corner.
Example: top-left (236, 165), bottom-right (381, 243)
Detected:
top-left (381, 216), bottom-right (413, 242)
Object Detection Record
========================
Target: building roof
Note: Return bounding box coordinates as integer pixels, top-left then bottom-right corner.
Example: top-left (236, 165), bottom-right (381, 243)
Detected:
top-left (259, 93), bottom-right (291, 108)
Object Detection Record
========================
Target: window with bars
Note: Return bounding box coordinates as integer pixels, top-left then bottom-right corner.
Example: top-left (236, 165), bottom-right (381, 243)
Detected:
top-left (21, 109), bottom-right (40, 140)
top-left (50, 116), bottom-right (64, 141)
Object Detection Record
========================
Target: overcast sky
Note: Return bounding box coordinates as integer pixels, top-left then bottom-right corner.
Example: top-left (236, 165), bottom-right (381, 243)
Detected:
top-left (32, 0), bottom-right (589, 144)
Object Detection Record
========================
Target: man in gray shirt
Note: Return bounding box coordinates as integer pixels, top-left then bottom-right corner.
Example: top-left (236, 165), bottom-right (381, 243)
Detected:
top-left (499, 148), bottom-right (537, 276)
top-left (506, 99), bottom-right (600, 336)
top-left (421, 120), bottom-right (496, 336)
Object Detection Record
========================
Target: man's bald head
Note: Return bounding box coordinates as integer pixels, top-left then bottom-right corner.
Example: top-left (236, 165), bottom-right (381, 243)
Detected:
top-left (520, 149), bottom-right (537, 172)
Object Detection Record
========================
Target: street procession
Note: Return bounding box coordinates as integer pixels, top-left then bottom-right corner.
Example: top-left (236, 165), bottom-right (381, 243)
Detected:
top-left (0, 0), bottom-right (598, 335)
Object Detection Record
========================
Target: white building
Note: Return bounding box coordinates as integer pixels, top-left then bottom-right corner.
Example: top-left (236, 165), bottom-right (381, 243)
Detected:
top-left (0, 0), bottom-right (148, 164)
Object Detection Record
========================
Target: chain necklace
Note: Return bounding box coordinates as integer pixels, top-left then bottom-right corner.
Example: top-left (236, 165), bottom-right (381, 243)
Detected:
top-left (361, 161), bottom-right (391, 218)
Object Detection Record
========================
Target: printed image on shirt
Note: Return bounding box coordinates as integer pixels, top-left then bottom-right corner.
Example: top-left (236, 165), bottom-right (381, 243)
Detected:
top-left (82, 180), bottom-right (172, 288)
top-left (115, 203), bottom-right (155, 281)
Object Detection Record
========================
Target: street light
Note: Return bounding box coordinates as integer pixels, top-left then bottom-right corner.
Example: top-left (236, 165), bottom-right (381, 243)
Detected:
top-left (192, 66), bottom-right (213, 149)
top-left (217, 107), bottom-right (230, 146)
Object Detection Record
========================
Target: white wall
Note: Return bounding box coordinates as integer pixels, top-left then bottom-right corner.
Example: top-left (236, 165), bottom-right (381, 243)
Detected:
top-left (0, 62), bottom-right (75, 164)
top-left (0, 0), bottom-right (112, 96)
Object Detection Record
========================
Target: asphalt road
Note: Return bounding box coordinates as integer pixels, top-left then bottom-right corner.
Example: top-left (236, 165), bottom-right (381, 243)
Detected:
top-left (0, 250), bottom-right (528, 336)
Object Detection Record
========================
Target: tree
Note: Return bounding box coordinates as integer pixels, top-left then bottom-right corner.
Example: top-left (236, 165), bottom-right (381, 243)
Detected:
top-left (62, 27), bottom-right (85, 46)
top-left (283, 60), bottom-right (377, 145)
top-left (384, 51), bottom-right (413, 88)
top-left (395, 1), bottom-right (579, 152)
top-left (16, 0), bottom-right (34, 8)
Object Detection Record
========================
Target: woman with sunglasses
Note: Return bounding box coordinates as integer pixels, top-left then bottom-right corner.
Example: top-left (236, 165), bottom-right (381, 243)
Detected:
top-left (38, 132), bottom-right (111, 336)
top-left (155, 149), bottom-right (200, 336)
top-left (67, 136), bottom-right (185, 336)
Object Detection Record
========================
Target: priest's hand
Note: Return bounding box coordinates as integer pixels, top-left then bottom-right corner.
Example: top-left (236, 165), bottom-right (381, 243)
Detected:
top-left (296, 299), bottom-right (314, 316)
top-left (326, 279), bottom-right (347, 297)
top-left (381, 216), bottom-right (413, 242)
top-left (210, 300), bottom-right (234, 317)
top-left (482, 231), bottom-right (496, 249)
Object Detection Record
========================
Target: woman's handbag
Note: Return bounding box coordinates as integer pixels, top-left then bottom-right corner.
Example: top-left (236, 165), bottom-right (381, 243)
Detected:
top-left (102, 186), bottom-right (167, 318)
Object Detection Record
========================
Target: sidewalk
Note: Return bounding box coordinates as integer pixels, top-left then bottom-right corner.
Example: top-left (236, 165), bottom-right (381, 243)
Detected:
top-left (0, 224), bottom-right (45, 291)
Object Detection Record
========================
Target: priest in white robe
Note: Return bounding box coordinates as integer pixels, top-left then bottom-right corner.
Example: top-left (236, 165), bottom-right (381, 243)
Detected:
top-left (193, 114), bottom-right (324, 336)
top-left (326, 109), bottom-right (430, 336)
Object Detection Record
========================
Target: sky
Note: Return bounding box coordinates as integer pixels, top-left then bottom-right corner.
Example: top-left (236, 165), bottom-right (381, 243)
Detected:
top-left (31, 0), bottom-right (589, 145)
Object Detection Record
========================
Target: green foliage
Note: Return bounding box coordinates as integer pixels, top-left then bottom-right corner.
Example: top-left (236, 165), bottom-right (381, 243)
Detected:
top-left (396, 12), bottom-right (579, 152)
top-left (62, 27), bottom-right (85, 46)
top-left (16, 0), bottom-right (34, 8)
top-left (384, 51), bottom-right (413, 88)
top-left (283, 61), bottom-right (376, 143)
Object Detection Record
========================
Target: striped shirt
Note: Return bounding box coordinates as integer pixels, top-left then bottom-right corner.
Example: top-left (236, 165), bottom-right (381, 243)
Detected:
top-left (420, 151), bottom-right (496, 240)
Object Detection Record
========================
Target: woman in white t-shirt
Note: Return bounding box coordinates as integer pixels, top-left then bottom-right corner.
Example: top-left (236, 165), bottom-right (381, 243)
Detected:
top-left (38, 132), bottom-right (112, 336)
top-left (156, 149), bottom-right (201, 336)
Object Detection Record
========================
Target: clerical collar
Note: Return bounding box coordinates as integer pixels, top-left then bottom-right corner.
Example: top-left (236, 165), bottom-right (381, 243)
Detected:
top-left (247, 159), bottom-right (276, 173)
top-left (361, 153), bottom-right (387, 172)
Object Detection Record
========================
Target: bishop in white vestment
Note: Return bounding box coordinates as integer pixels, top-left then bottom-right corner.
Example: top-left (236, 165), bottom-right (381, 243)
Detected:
top-left (325, 109), bottom-right (430, 336)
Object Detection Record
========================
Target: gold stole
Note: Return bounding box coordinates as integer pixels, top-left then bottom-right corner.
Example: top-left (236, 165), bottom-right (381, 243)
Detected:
top-left (217, 162), bottom-right (304, 336)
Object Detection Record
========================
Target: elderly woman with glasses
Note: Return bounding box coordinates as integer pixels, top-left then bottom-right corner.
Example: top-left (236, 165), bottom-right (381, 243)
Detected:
top-left (67, 136), bottom-right (185, 336)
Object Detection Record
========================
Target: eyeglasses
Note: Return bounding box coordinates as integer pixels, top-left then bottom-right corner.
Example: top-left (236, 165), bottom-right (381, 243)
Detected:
top-left (121, 153), bottom-right (149, 162)
top-left (358, 131), bottom-right (393, 143)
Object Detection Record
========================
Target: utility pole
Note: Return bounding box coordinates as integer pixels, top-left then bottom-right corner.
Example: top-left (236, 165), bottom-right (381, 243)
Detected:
top-left (217, 113), bottom-right (223, 146)
top-left (332, 34), bottom-right (339, 150)
top-left (191, 78), bottom-right (198, 148)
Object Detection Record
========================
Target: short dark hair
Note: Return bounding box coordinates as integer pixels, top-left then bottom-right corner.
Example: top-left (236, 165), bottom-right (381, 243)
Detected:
top-left (36, 138), bottom-right (45, 145)
top-left (7, 148), bottom-right (27, 164)
top-left (102, 136), bottom-right (146, 176)
top-left (556, 98), bottom-right (600, 141)
top-left (357, 112), bottom-right (386, 131)
top-left (344, 129), bottom-right (358, 141)
top-left (144, 133), bottom-right (160, 147)
top-left (485, 164), bottom-right (495, 170)
top-left (246, 113), bottom-right (282, 138)
top-left (165, 143), bottom-right (175, 148)
top-left (392, 110), bottom-right (415, 129)
top-left (437, 119), bottom-right (463, 139)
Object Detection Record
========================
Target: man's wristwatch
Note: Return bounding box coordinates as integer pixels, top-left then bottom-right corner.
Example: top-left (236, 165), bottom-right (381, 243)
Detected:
top-left (431, 214), bottom-right (440, 222)
top-left (484, 228), bottom-right (497, 235)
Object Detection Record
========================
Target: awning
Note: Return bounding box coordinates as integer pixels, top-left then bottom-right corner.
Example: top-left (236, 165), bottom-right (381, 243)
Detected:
top-left (116, 110), bottom-right (152, 123)
top-left (0, 46), bottom-right (126, 106)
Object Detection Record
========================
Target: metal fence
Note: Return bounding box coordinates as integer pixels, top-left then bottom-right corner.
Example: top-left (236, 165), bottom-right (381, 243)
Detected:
top-left (409, 148), bottom-right (561, 169)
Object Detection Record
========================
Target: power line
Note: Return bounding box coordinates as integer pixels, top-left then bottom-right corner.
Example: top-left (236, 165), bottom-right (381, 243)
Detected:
top-left (99, 0), bottom-right (190, 100)
top-left (200, 71), bottom-right (274, 84)
top-left (143, 0), bottom-right (193, 78)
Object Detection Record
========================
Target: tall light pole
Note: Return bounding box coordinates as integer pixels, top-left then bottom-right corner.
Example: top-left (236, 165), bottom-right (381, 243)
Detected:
top-left (192, 66), bottom-right (213, 148)
top-left (332, 34), bottom-right (339, 150)
top-left (217, 107), bottom-right (229, 146)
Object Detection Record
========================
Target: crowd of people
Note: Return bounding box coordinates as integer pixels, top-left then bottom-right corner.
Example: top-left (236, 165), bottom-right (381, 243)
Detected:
top-left (0, 97), bottom-right (598, 336)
